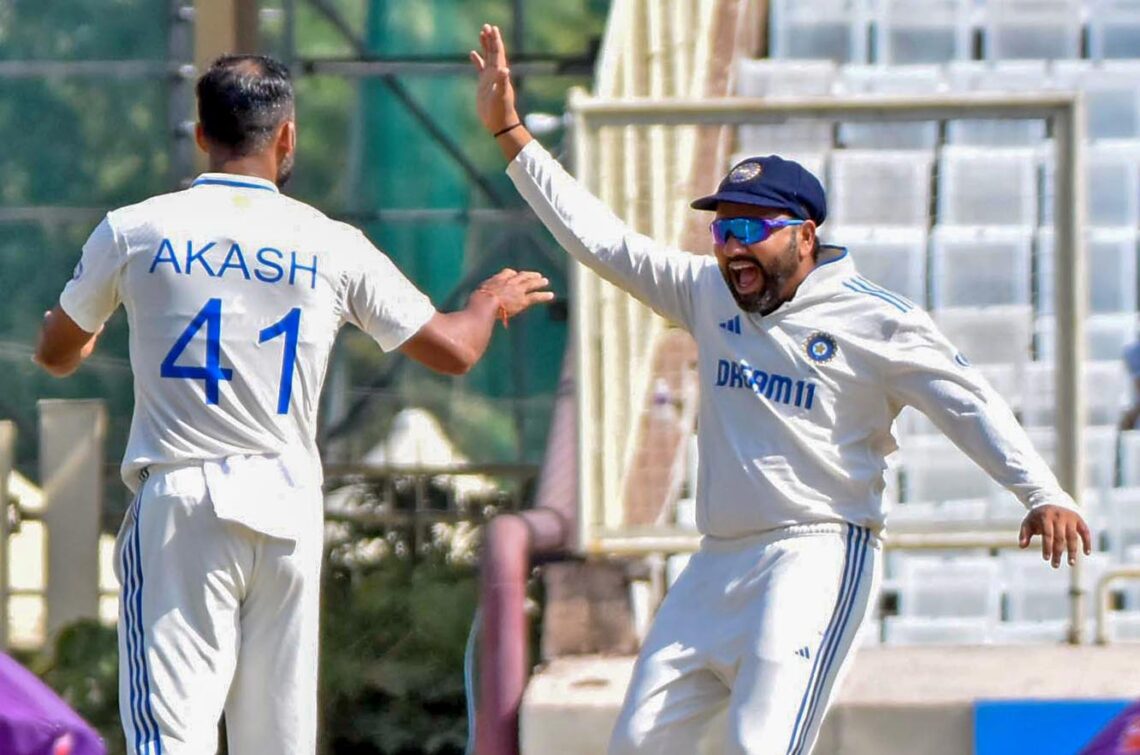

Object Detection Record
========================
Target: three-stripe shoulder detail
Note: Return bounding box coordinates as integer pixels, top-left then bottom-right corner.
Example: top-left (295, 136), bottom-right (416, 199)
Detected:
top-left (841, 276), bottom-right (915, 313)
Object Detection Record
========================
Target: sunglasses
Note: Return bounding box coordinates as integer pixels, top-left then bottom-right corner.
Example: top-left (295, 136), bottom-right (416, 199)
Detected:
top-left (710, 217), bottom-right (804, 246)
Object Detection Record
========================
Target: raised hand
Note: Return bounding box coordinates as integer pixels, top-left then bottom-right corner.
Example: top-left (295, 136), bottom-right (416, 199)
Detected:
top-left (469, 24), bottom-right (518, 134)
top-left (1018, 504), bottom-right (1093, 568)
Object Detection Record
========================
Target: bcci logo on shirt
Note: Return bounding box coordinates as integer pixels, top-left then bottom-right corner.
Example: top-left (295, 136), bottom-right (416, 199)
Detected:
top-left (803, 332), bottom-right (837, 364)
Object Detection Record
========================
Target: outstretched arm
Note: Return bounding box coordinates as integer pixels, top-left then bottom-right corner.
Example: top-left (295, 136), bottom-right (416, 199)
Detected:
top-left (400, 269), bottom-right (553, 375)
top-left (470, 24), bottom-right (704, 331)
top-left (882, 315), bottom-right (1092, 568)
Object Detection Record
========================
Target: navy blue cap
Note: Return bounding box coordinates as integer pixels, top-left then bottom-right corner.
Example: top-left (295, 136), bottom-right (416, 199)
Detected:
top-left (690, 156), bottom-right (827, 224)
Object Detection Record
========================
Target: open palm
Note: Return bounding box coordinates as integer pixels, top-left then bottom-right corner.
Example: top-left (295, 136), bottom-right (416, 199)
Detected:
top-left (469, 24), bottom-right (518, 133)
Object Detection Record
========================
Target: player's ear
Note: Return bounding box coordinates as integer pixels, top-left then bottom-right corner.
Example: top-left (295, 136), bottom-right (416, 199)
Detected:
top-left (277, 119), bottom-right (296, 159)
top-left (800, 220), bottom-right (817, 259)
top-left (194, 123), bottom-right (209, 154)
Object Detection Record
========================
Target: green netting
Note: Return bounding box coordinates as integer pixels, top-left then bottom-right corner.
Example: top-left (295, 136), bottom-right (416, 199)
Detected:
top-left (0, 0), bottom-right (608, 465)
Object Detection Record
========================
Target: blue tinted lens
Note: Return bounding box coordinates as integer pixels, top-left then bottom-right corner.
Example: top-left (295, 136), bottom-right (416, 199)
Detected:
top-left (710, 218), bottom-right (803, 245)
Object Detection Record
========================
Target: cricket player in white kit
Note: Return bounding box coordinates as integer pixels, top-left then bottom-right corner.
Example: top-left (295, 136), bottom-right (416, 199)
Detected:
top-left (35, 55), bottom-right (553, 754)
top-left (471, 25), bottom-right (1094, 755)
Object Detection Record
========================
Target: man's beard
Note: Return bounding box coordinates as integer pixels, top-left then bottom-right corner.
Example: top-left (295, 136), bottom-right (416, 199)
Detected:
top-left (276, 152), bottom-right (295, 189)
top-left (720, 234), bottom-right (799, 316)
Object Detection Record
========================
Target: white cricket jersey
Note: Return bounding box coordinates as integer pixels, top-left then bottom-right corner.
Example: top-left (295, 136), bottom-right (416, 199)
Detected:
top-left (507, 141), bottom-right (1077, 537)
top-left (59, 173), bottom-right (436, 489)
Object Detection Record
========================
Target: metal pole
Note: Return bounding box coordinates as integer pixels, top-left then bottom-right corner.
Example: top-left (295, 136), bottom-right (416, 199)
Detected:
top-left (569, 87), bottom-right (597, 552)
top-left (0, 421), bottom-right (15, 649)
top-left (170, 1), bottom-right (197, 186)
top-left (1054, 97), bottom-right (1088, 645)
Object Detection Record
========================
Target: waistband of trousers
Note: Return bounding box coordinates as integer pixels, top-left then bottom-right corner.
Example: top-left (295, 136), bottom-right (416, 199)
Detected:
top-left (699, 521), bottom-right (882, 554)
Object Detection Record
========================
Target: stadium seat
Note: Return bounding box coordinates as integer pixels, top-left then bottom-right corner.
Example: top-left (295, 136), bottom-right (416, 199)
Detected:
top-left (1103, 486), bottom-right (1140, 560)
top-left (945, 60), bottom-right (1052, 146)
top-left (894, 555), bottom-right (1003, 618)
top-left (1042, 141), bottom-right (1140, 227)
top-left (934, 305), bottom-right (1034, 366)
top-left (835, 65), bottom-right (943, 148)
top-left (882, 615), bottom-right (993, 645)
top-left (730, 150), bottom-right (828, 186)
top-left (769, 0), bottom-right (869, 63)
top-left (898, 436), bottom-right (1003, 502)
top-left (1052, 61), bottom-right (1140, 140)
top-left (930, 225), bottom-right (1033, 308)
top-left (1001, 551), bottom-right (1111, 623)
top-left (826, 225), bottom-right (927, 306)
top-left (1123, 432), bottom-right (1140, 486)
top-left (1036, 313), bottom-right (1140, 362)
top-left (981, 0), bottom-right (1082, 60)
top-left (735, 59), bottom-right (836, 153)
top-left (1089, 0), bottom-right (1140, 60)
top-left (1020, 359), bottom-right (1131, 429)
top-left (1036, 227), bottom-right (1139, 316)
top-left (871, 0), bottom-right (972, 64)
top-left (937, 146), bottom-right (1041, 226)
top-left (829, 149), bottom-right (935, 225)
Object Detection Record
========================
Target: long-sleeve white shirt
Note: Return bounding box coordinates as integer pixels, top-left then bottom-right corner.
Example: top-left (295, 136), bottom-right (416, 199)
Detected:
top-left (507, 140), bottom-right (1077, 537)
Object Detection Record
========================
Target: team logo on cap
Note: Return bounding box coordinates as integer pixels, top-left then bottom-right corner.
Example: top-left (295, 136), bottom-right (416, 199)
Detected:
top-left (728, 161), bottom-right (763, 184)
top-left (803, 331), bottom-right (837, 364)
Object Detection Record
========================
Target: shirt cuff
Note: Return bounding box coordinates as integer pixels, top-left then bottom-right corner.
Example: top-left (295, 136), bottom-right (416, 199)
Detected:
top-left (57, 291), bottom-right (103, 334)
top-left (1026, 489), bottom-right (1082, 513)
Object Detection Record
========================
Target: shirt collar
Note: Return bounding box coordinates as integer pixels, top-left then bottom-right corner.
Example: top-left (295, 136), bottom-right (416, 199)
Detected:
top-left (190, 173), bottom-right (280, 193)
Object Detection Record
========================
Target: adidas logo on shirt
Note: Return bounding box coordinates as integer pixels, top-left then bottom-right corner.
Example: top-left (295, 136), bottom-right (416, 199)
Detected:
top-left (796, 646), bottom-right (811, 660)
top-left (718, 315), bottom-right (741, 334)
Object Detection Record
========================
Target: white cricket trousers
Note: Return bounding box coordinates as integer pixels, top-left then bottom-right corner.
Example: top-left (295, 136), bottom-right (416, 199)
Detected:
top-left (609, 522), bottom-right (881, 755)
top-left (114, 464), bottom-right (324, 754)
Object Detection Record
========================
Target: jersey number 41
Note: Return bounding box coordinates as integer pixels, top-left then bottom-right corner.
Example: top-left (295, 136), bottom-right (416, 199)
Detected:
top-left (160, 297), bottom-right (301, 414)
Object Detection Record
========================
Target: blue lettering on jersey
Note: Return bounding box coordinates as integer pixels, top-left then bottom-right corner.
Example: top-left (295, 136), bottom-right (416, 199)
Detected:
top-left (255, 247), bottom-right (285, 283)
top-left (715, 358), bottom-right (816, 410)
top-left (289, 251), bottom-right (318, 290)
top-left (218, 243), bottom-right (251, 280)
top-left (185, 240), bottom-right (217, 277)
top-left (147, 239), bottom-right (318, 288)
top-left (149, 238), bottom-right (181, 274)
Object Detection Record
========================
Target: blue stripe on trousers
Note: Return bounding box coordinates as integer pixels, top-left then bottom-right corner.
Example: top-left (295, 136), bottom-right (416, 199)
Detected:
top-left (121, 493), bottom-right (144, 753)
top-left (130, 488), bottom-right (163, 753)
top-left (786, 525), bottom-right (869, 754)
top-left (792, 527), bottom-right (871, 755)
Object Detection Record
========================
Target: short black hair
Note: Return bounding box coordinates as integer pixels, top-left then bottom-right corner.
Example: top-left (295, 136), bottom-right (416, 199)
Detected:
top-left (196, 54), bottom-right (294, 156)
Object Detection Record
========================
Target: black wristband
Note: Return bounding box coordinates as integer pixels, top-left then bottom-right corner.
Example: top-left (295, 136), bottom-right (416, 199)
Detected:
top-left (493, 122), bottom-right (522, 138)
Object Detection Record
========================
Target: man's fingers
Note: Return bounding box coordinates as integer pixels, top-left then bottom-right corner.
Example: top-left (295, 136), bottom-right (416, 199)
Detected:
top-left (1065, 521), bottom-right (1079, 566)
top-left (1077, 518), bottom-right (1093, 556)
top-left (492, 25), bottom-right (507, 67)
top-left (527, 291), bottom-right (556, 305)
top-left (470, 51), bottom-right (485, 72)
top-left (1019, 519), bottom-right (1032, 549)
top-left (1052, 520), bottom-right (1067, 568)
top-left (1041, 515), bottom-right (1054, 562)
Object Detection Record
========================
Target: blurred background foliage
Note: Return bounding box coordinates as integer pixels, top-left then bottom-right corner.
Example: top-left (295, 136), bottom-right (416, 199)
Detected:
top-left (0, 0), bottom-right (609, 477)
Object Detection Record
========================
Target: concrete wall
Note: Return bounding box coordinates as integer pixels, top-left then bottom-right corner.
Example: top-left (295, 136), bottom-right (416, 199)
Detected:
top-left (521, 646), bottom-right (1140, 754)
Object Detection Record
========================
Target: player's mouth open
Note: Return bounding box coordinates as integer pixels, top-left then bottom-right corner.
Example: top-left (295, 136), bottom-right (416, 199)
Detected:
top-left (728, 259), bottom-right (763, 294)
